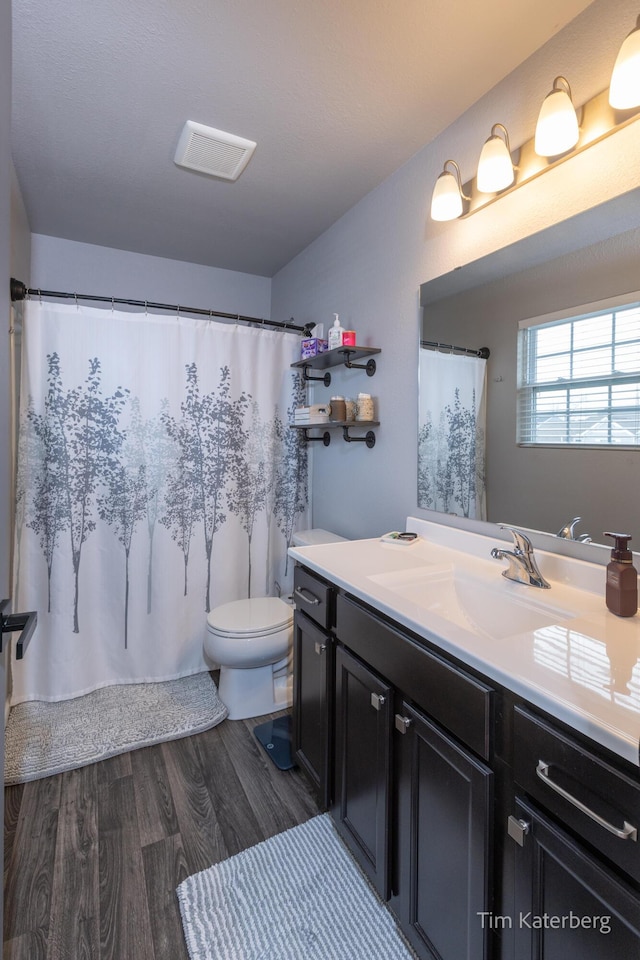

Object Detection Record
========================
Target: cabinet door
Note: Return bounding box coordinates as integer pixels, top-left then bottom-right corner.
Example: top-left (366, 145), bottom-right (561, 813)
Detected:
top-left (392, 702), bottom-right (493, 960)
top-left (292, 610), bottom-right (333, 809)
top-left (332, 644), bottom-right (392, 900)
top-left (509, 797), bottom-right (640, 959)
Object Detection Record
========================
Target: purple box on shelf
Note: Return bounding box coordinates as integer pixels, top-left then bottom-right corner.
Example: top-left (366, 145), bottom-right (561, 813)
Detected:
top-left (301, 338), bottom-right (328, 359)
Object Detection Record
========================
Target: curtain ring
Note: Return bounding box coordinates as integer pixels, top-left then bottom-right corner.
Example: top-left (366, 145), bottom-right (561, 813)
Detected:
top-left (144, 301), bottom-right (148, 315)
top-left (38, 289), bottom-right (42, 304)
top-left (111, 297), bottom-right (114, 312)
top-left (74, 293), bottom-right (79, 310)
top-left (177, 305), bottom-right (180, 320)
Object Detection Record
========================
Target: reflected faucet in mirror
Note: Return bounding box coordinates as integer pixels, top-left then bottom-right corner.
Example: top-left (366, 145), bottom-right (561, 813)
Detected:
top-left (556, 517), bottom-right (592, 543)
top-left (491, 525), bottom-right (551, 589)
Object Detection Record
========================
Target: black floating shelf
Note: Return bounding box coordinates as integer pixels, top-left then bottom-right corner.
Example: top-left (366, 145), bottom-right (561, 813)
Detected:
top-left (291, 347), bottom-right (380, 384)
top-left (290, 420), bottom-right (379, 448)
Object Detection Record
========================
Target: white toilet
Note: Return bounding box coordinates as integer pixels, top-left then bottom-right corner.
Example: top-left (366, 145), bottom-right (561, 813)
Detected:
top-left (205, 528), bottom-right (346, 721)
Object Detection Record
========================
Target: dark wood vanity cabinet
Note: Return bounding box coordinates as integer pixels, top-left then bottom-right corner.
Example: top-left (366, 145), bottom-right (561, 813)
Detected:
top-left (503, 704), bottom-right (640, 959)
top-left (508, 797), bottom-right (640, 959)
top-left (392, 701), bottom-right (493, 960)
top-left (291, 562), bottom-right (640, 960)
top-left (332, 644), bottom-right (392, 899)
top-left (332, 592), bottom-right (494, 960)
top-left (292, 566), bottom-right (335, 809)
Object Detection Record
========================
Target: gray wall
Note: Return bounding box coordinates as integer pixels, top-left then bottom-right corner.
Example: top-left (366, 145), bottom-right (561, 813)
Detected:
top-left (422, 223), bottom-right (640, 542)
top-left (1, 6), bottom-right (12, 592)
top-left (271, 0), bottom-right (640, 542)
top-left (1, 0), bottom-right (12, 950)
top-left (29, 234), bottom-right (272, 316)
top-left (10, 163), bottom-right (30, 284)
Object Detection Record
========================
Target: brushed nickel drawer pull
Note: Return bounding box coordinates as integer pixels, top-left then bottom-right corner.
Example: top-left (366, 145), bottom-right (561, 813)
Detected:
top-left (371, 693), bottom-right (386, 711)
top-left (395, 714), bottom-right (412, 734)
top-left (507, 815), bottom-right (530, 847)
top-left (294, 586), bottom-right (320, 605)
top-left (314, 642), bottom-right (326, 655)
top-left (536, 761), bottom-right (637, 841)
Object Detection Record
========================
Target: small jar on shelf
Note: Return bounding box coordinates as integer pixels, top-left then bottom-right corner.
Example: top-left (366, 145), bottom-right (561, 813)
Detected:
top-left (356, 393), bottom-right (375, 421)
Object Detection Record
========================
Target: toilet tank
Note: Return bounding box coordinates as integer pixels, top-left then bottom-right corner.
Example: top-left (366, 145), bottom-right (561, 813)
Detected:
top-left (291, 528), bottom-right (348, 547)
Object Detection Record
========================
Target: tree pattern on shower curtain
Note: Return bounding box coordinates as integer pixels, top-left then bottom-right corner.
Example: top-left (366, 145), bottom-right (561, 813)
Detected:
top-left (418, 387), bottom-right (485, 518)
top-left (274, 375), bottom-right (308, 576)
top-left (26, 353), bottom-right (128, 631)
top-left (161, 363), bottom-right (249, 613)
top-left (227, 398), bottom-right (273, 598)
top-left (20, 354), bottom-right (308, 641)
top-left (129, 398), bottom-right (177, 615)
top-left (97, 397), bottom-right (148, 649)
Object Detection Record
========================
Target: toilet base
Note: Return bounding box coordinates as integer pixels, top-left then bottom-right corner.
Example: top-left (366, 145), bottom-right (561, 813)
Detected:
top-left (219, 663), bottom-right (293, 721)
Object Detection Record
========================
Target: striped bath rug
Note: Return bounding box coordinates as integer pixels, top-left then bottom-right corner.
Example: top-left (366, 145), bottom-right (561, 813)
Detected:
top-left (177, 813), bottom-right (414, 959)
top-left (5, 671), bottom-right (228, 784)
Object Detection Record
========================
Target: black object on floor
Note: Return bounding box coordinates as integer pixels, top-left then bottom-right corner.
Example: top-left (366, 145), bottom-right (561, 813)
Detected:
top-left (253, 715), bottom-right (295, 770)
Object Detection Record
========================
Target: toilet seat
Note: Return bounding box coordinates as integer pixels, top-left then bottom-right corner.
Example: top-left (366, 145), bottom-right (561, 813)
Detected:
top-left (207, 597), bottom-right (292, 638)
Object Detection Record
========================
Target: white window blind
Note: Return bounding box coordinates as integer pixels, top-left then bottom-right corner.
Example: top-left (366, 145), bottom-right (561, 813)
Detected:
top-left (517, 293), bottom-right (640, 447)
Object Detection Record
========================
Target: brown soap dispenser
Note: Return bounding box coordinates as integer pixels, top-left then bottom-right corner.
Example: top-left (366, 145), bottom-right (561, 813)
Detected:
top-left (604, 532), bottom-right (638, 617)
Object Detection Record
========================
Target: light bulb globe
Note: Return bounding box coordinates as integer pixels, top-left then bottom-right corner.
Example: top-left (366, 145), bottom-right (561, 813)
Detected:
top-left (430, 170), bottom-right (463, 221)
top-left (534, 85), bottom-right (579, 157)
top-left (477, 134), bottom-right (514, 193)
top-left (609, 22), bottom-right (640, 109)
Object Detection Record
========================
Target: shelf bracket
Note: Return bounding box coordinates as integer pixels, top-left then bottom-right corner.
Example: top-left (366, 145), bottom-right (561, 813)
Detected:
top-left (0, 599), bottom-right (37, 659)
top-left (303, 429), bottom-right (331, 446)
top-left (342, 427), bottom-right (376, 448)
top-left (302, 365), bottom-right (332, 387)
top-left (341, 351), bottom-right (376, 377)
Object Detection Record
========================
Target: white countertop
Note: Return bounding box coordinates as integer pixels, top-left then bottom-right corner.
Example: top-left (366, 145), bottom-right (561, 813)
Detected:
top-left (289, 517), bottom-right (640, 768)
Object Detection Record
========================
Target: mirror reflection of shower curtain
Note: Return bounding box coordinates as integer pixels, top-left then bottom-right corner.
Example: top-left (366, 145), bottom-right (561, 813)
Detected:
top-left (12, 301), bottom-right (309, 704)
top-left (418, 350), bottom-right (487, 520)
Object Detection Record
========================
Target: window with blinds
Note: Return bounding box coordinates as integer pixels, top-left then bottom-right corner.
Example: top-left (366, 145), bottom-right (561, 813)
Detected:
top-left (517, 293), bottom-right (640, 446)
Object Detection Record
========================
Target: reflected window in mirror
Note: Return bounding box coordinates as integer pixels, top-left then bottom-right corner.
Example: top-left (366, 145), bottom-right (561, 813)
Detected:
top-left (418, 214), bottom-right (640, 543)
top-left (518, 291), bottom-right (640, 447)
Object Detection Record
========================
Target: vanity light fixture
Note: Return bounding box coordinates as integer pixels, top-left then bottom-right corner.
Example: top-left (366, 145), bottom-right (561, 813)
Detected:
top-left (476, 123), bottom-right (515, 193)
top-left (609, 14), bottom-right (640, 109)
top-left (429, 19), bottom-right (640, 223)
top-left (430, 160), bottom-right (470, 221)
top-left (534, 76), bottom-right (580, 157)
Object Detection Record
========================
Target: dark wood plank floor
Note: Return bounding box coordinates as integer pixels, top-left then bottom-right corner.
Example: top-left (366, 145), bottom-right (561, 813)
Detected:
top-left (3, 707), bottom-right (319, 959)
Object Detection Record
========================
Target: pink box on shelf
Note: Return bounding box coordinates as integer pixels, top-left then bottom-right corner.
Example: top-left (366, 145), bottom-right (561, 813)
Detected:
top-left (301, 338), bottom-right (328, 359)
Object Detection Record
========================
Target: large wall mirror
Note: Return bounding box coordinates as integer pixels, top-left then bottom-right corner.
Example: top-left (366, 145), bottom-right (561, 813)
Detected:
top-left (419, 190), bottom-right (640, 548)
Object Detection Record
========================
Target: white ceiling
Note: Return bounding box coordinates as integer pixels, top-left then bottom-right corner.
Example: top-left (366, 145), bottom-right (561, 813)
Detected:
top-left (11, 0), bottom-right (595, 278)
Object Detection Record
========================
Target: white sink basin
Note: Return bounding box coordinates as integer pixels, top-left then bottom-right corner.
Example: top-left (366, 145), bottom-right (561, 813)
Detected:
top-left (367, 565), bottom-right (577, 640)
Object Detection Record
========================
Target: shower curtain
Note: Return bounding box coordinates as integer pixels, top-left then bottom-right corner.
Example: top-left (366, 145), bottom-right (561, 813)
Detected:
top-left (418, 349), bottom-right (487, 520)
top-left (12, 301), bottom-right (309, 704)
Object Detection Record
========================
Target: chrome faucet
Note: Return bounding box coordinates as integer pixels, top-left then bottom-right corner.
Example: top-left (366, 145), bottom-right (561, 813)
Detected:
top-left (491, 525), bottom-right (550, 589)
top-left (556, 517), bottom-right (592, 543)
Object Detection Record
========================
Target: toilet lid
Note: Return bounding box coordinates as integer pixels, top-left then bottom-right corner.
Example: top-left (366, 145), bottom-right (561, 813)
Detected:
top-left (207, 597), bottom-right (293, 637)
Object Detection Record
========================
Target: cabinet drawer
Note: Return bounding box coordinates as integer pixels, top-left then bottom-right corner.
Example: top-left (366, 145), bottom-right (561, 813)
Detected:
top-left (336, 594), bottom-right (493, 760)
top-left (294, 566), bottom-right (333, 630)
top-left (513, 706), bottom-right (640, 883)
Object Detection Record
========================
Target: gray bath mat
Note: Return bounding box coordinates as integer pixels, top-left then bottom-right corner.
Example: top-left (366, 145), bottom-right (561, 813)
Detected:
top-left (5, 671), bottom-right (228, 784)
top-left (177, 813), bottom-right (414, 960)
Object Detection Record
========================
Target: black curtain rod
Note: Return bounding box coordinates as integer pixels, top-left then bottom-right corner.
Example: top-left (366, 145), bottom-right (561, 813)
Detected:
top-left (420, 339), bottom-right (490, 359)
top-left (10, 278), bottom-right (313, 337)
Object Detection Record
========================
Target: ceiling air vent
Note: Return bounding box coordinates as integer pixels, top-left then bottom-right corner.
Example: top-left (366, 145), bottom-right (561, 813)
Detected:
top-left (174, 121), bottom-right (256, 181)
